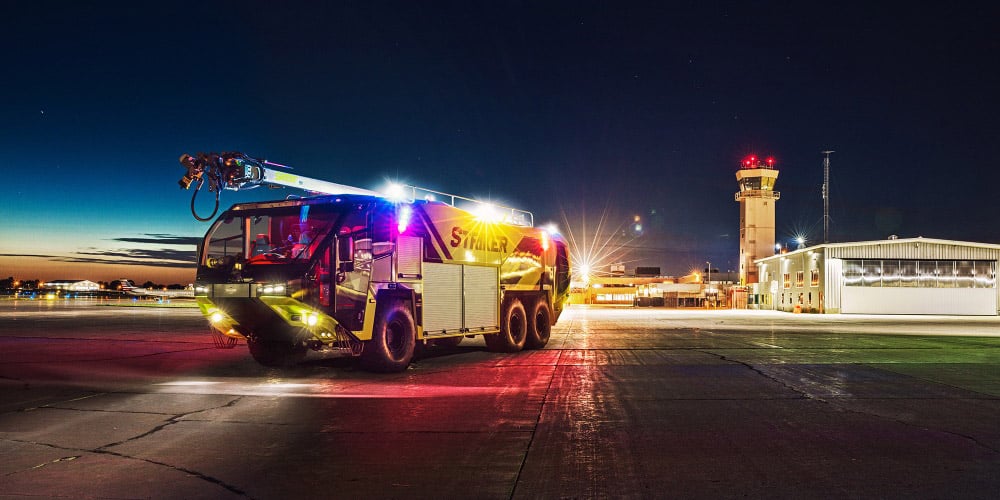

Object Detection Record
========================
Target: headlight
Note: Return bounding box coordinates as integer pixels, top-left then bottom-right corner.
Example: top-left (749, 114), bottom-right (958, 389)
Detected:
top-left (210, 312), bottom-right (224, 323)
top-left (306, 313), bottom-right (319, 326)
top-left (259, 284), bottom-right (286, 295)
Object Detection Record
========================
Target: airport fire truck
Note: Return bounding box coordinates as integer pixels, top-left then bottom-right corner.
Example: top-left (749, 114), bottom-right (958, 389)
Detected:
top-left (177, 152), bottom-right (570, 371)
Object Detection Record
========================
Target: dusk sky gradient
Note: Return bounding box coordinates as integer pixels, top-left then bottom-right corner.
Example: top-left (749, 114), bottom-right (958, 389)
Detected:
top-left (2, 1), bottom-right (999, 283)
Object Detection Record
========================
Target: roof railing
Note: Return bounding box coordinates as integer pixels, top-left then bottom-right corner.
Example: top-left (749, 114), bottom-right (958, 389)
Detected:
top-left (395, 184), bottom-right (534, 227)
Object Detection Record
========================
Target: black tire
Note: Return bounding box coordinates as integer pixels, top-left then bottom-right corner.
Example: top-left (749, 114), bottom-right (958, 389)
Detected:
top-left (485, 298), bottom-right (527, 353)
top-left (430, 336), bottom-right (463, 348)
top-left (246, 338), bottom-right (307, 367)
top-left (360, 300), bottom-right (416, 372)
top-left (525, 299), bottom-right (551, 350)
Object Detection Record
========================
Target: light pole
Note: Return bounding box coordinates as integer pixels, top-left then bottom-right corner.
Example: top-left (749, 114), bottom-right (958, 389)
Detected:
top-left (706, 261), bottom-right (711, 308)
top-left (822, 150), bottom-right (834, 243)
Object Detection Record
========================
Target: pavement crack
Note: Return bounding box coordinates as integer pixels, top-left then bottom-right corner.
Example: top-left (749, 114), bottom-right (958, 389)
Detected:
top-left (97, 396), bottom-right (245, 451)
top-left (699, 349), bottom-right (1000, 455)
top-left (696, 348), bottom-right (812, 400)
top-left (95, 448), bottom-right (255, 499)
top-left (30, 455), bottom-right (81, 470)
top-left (508, 350), bottom-right (562, 500)
top-left (1, 438), bottom-right (254, 498)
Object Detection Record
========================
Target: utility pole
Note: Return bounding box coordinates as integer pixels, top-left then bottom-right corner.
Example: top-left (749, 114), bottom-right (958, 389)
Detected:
top-left (705, 261), bottom-right (712, 308)
top-left (821, 151), bottom-right (834, 243)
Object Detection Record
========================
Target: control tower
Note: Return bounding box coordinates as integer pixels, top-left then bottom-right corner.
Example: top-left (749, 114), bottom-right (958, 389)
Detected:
top-left (735, 155), bottom-right (780, 284)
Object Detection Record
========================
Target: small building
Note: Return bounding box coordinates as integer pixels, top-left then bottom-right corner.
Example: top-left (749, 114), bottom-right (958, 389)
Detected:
top-left (571, 276), bottom-right (670, 305)
top-left (753, 238), bottom-right (999, 315)
top-left (41, 280), bottom-right (101, 292)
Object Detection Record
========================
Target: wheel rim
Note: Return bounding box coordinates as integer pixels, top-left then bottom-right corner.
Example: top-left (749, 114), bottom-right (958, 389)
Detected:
top-left (535, 311), bottom-right (548, 338)
top-left (511, 310), bottom-right (526, 342)
top-left (386, 318), bottom-right (407, 359)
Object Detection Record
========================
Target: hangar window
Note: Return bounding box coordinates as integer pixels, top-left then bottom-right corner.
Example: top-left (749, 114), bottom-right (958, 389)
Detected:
top-left (844, 259), bottom-right (996, 289)
top-left (899, 261), bottom-right (918, 287)
top-left (956, 261), bottom-right (976, 288)
top-left (795, 271), bottom-right (804, 287)
top-left (862, 261), bottom-right (881, 286)
top-left (810, 269), bottom-right (820, 287)
top-left (782, 273), bottom-right (791, 289)
top-left (937, 261), bottom-right (957, 288)
top-left (843, 260), bottom-right (863, 286)
top-left (882, 260), bottom-right (900, 287)
top-left (975, 261), bottom-right (996, 288)
top-left (916, 261), bottom-right (938, 287)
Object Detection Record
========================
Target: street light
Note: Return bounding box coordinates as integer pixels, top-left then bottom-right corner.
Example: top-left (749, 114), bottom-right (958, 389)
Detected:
top-left (706, 261), bottom-right (712, 308)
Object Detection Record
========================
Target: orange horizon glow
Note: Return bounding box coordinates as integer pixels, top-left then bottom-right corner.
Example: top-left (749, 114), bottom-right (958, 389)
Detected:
top-left (0, 256), bottom-right (196, 285)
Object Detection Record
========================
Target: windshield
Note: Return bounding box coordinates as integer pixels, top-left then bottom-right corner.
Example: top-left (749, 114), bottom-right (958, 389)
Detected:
top-left (202, 204), bottom-right (340, 266)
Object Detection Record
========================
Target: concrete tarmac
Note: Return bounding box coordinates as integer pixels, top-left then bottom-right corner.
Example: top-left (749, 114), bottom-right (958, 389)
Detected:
top-left (1, 299), bottom-right (998, 499)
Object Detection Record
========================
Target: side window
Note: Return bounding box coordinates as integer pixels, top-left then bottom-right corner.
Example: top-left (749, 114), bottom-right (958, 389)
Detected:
top-left (555, 241), bottom-right (570, 295)
top-left (204, 215), bottom-right (244, 265)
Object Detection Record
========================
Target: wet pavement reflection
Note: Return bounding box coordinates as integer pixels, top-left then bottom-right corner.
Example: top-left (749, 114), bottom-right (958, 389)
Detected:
top-left (1, 301), bottom-right (998, 498)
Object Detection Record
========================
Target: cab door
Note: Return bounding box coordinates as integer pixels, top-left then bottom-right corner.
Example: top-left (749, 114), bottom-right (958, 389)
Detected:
top-left (334, 232), bottom-right (371, 331)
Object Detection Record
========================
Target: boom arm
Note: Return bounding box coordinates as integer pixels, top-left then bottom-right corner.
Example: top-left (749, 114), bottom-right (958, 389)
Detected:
top-left (178, 152), bottom-right (379, 221)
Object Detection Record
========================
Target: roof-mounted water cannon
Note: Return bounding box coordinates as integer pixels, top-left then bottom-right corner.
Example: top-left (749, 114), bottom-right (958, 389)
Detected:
top-left (177, 151), bottom-right (378, 221)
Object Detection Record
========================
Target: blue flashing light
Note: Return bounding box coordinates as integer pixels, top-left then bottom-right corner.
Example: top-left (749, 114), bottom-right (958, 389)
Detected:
top-left (398, 205), bottom-right (413, 234)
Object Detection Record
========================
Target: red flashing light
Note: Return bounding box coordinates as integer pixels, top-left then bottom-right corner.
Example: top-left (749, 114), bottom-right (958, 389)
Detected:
top-left (741, 154), bottom-right (778, 169)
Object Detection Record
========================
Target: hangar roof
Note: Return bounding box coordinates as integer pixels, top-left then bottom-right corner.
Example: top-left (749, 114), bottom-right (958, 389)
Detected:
top-left (757, 237), bottom-right (1000, 264)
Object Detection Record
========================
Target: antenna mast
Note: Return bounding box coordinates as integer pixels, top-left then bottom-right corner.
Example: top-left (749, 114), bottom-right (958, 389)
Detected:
top-left (821, 150), bottom-right (834, 243)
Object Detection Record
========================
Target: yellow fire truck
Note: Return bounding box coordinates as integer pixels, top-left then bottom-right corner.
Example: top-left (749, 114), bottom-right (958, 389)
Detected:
top-left (178, 152), bottom-right (570, 371)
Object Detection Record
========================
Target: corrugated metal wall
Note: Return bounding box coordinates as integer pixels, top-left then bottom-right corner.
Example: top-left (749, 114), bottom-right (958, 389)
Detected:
top-left (827, 240), bottom-right (1000, 261)
top-left (824, 258), bottom-right (843, 312)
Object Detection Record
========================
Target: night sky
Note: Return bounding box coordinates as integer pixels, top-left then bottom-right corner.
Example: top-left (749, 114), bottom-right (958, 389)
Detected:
top-left (2, 1), bottom-right (999, 283)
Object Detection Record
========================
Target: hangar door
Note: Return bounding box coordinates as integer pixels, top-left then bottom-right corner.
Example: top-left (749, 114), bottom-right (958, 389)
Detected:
top-left (838, 259), bottom-right (997, 315)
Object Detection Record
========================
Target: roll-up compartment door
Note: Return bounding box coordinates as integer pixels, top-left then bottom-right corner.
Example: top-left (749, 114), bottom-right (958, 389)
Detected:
top-left (463, 265), bottom-right (499, 331)
top-left (422, 262), bottom-right (462, 334)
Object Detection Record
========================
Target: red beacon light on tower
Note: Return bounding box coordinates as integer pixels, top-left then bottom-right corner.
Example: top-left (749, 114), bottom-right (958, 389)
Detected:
top-left (740, 155), bottom-right (777, 169)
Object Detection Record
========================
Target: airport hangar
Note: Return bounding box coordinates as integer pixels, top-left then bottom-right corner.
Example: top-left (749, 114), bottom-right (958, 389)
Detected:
top-left (751, 237), bottom-right (1000, 315)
